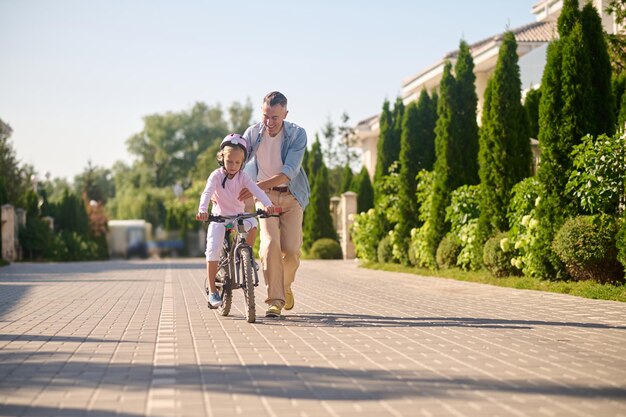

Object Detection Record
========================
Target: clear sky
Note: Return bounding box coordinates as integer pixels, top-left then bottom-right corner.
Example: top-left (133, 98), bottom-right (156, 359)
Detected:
top-left (0, 0), bottom-right (536, 181)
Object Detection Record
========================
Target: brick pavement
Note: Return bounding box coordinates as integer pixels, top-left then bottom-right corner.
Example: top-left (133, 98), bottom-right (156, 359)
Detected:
top-left (0, 259), bottom-right (625, 417)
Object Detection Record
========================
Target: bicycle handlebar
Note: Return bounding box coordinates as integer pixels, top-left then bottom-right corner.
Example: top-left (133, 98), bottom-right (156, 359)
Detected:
top-left (198, 208), bottom-right (281, 223)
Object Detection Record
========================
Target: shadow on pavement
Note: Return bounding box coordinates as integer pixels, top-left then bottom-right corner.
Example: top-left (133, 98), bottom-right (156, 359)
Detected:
top-left (0, 404), bottom-right (150, 417)
top-left (277, 312), bottom-right (626, 330)
top-left (1, 360), bottom-right (625, 402)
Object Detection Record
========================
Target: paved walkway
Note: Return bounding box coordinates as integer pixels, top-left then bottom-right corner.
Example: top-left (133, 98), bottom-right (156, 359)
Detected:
top-left (0, 259), bottom-right (625, 417)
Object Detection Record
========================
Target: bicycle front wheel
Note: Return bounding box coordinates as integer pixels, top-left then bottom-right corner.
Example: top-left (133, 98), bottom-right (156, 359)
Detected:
top-left (240, 248), bottom-right (256, 323)
top-left (216, 261), bottom-right (232, 316)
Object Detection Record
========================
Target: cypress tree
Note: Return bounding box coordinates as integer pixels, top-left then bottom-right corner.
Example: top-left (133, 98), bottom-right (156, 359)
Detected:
top-left (534, 0), bottom-right (596, 278)
top-left (391, 97), bottom-right (405, 166)
top-left (415, 89), bottom-right (438, 171)
top-left (619, 88), bottom-right (626, 130)
top-left (612, 72), bottom-right (626, 126)
top-left (558, 0), bottom-right (580, 38)
top-left (307, 134), bottom-right (324, 179)
top-left (427, 61), bottom-right (457, 260)
top-left (340, 164), bottom-right (353, 193)
top-left (56, 190), bottom-right (91, 237)
top-left (302, 165), bottom-right (337, 251)
top-left (524, 87), bottom-right (542, 139)
top-left (581, 2), bottom-right (615, 136)
top-left (303, 135), bottom-right (324, 238)
top-left (395, 101), bottom-right (420, 264)
top-left (374, 99), bottom-right (394, 190)
top-left (354, 167), bottom-right (374, 213)
top-left (477, 32), bottom-right (531, 241)
top-left (454, 40), bottom-right (480, 186)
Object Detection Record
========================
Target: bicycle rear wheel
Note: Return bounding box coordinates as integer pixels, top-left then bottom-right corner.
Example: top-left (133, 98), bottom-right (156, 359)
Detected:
top-left (240, 248), bottom-right (256, 323)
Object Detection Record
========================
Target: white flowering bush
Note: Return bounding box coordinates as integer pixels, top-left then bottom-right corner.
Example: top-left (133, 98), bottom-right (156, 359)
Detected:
top-left (507, 178), bottom-right (543, 276)
top-left (351, 208), bottom-right (380, 262)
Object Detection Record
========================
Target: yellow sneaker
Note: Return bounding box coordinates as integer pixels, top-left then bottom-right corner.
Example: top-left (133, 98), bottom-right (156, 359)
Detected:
top-left (265, 303), bottom-right (282, 318)
top-left (284, 287), bottom-right (294, 311)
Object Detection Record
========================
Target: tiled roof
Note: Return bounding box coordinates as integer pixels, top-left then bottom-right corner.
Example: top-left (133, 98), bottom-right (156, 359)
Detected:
top-left (445, 20), bottom-right (557, 59)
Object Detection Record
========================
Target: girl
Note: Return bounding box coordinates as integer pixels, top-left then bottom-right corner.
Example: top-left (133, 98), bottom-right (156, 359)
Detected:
top-left (196, 134), bottom-right (274, 307)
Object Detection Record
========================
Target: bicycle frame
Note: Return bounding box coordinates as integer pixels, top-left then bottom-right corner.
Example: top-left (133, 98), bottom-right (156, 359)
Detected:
top-left (220, 218), bottom-right (259, 291)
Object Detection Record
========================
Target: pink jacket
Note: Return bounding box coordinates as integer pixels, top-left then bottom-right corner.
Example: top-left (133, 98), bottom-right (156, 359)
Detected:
top-left (198, 168), bottom-right (272, 215)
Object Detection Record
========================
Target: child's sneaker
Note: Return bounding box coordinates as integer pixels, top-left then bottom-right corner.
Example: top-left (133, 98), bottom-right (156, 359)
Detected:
top-left (208, 291), bottom-right (222, 307)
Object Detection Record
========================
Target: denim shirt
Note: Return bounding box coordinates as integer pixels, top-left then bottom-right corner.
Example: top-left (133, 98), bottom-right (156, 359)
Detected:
top-left (242, 120), bottom-right (310, 209)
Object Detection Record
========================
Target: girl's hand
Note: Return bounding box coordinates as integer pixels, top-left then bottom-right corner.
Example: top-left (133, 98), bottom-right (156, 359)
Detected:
top-left (265, 206), bottom-right (276, 215)
top-left (196, 212), bottom-right (208, 221)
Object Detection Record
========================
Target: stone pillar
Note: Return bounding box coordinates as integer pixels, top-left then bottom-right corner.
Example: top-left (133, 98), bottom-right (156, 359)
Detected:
top-left (329, 196), bottom-right (340, 231)
top-left (14, 208), bottom-right (25, 261)
top-left (340, 192), bottom-right (357, 259)
top-left (1, 204), bottom-right (16, 262)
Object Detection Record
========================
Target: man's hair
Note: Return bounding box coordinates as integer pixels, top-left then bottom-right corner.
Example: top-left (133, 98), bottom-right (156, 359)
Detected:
top-left (263, 91), bottom-right (288, 108)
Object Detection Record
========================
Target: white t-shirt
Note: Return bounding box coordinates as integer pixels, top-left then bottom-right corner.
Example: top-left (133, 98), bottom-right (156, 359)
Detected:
top-left (256, 128), bottom-right (287, 186)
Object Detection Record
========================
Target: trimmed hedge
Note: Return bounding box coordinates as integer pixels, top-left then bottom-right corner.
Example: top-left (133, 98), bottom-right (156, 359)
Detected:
top-left (436, 234), bottom-right (461, 269)
top-left (483, 232), bottom-right (515, 277)
top-left (552, 215), bottom-right (624, 284)
top-left (309, 238), bottom-right (343, 260)
top-left (377, 235), bottom-right (394, 263)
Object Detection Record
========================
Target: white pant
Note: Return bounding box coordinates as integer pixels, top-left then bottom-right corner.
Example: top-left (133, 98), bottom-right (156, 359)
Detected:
top-left (205, 218), bottom-right (257, 261)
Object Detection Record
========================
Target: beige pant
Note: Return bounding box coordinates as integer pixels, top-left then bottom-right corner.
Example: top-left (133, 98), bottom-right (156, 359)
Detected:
top-left (251, 189), bottom-right (303, 307)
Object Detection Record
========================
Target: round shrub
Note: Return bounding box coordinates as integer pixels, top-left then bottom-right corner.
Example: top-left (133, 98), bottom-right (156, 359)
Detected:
top-left (377, 235), bottom-right (394, 264)
top-left (309, 238), bottom-right (343, 259)
top-left (552, 215), bottom-right (624, 284)
top-left (436, 234), bottom-right (461, 269)
top-left (483, 233), bottom-right (515, 277)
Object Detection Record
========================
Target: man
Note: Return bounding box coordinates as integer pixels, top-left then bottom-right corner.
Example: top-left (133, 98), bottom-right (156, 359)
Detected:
top-left (240, 91), bottom-right (310, 318)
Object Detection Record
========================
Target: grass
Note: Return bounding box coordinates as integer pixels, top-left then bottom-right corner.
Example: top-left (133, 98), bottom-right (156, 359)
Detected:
top-left (360, 261), bottom-right (626, 302)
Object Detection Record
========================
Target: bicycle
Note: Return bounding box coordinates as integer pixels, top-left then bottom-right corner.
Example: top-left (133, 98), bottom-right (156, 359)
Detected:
top-left (203, 209), bottom-right (277, 323)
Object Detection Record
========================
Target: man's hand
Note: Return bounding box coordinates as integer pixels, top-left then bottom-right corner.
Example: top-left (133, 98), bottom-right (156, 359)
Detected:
top-left (238, 188), bottom-right (253, 201)
top-left (196, 212), bottom-right (208, 221)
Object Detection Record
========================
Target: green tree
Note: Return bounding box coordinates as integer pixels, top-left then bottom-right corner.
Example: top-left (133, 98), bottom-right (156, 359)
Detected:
top-left (374, 99), bottom-right (394, 190)
top-left (126, 101), bottom-right (243, 188)
top-left (340, 164), bottom-right (353, 193)
top-left (303, 165), bottom-right (337, 251)
top-left (53, 190), bottom-right (91, 237)
top-left (303, 135), bottom-right (325, 248)
top-left (427, 61), bottom-right (458, 261)
top-left (320, 113), bottom-right (360, 170)
top-left (395, 101), bottom-right (421, 264)
top-left (454, 40), bottom-right (480, 186)
top-left (581, 2), bottom-right (615, 136)
top-left (606, 0), bottom-right (626, 73)
top-left (477, 32), bottom-right (531, 242)
top-left (534, 0), bottom-right (597, 278)
top-left (391, 97), bottom-right (405, 167)
top-left (19, 190), bottom-right (54, 260)
top-left (74, 161), bottom-right (115, 203)
top-left (524, 87), bottom-right (542, 139)
top-left (353, 167), bottom-right (374, 214)
top-left (307, 135), bottom-right (324, 184)
top-left (228, 98), bottom-right (254, 134)
top-left (414, 89), bottom-right (438, 171)
top-left (0, 119), bottom-right (26, 205)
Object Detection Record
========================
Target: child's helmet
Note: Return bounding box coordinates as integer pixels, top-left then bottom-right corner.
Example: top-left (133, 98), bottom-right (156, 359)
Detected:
top-left (220, 133), bottom-right (248, 160)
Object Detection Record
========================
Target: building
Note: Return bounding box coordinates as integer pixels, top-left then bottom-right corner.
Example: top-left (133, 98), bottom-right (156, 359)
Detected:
top-left (354, 0), bottom-right (619, 178)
